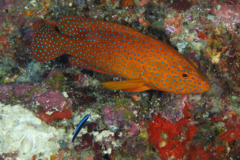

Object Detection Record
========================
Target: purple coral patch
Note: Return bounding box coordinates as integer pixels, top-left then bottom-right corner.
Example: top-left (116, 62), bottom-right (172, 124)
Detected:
top-left (103, 105), bottom-right (126, 127)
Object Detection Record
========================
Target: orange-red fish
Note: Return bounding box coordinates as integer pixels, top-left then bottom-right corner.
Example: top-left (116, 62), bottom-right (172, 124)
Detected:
top-left (31, 16), bottom-right (210, 94)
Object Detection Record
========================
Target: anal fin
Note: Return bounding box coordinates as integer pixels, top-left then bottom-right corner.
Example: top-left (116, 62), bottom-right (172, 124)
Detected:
top-left (122, 86), bottom-right (150, 92)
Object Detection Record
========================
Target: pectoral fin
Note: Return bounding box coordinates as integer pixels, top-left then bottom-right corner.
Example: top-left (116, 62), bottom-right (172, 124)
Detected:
top-left (100, 79), bottom-right (150, 92)
top-left (122, 86), bottom-right (150, 92)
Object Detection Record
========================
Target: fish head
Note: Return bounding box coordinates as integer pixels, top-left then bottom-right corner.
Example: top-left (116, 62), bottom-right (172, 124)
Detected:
top-left (147, 58), bottom-right (211, 94)
top-left (174, 63), bottom-right (211, 94)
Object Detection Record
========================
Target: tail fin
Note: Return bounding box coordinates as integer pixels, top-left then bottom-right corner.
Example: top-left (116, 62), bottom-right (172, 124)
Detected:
top-left (31, 20), bottom-right (64, 62)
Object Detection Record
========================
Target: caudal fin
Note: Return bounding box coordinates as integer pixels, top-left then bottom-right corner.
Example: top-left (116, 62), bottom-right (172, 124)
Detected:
top-left (31, 20), bottom-right (63, 62)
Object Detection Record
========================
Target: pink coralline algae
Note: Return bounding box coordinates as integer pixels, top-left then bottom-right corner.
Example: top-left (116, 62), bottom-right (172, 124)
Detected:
top-left (43, 68), bottom-right (67, 91)
top-left (1, 0), bottom-right (16, 11)
top-left (165, 25), bottom-right (175, 34)
top-left (137, 0), bottom-right (150, 7)
top-left (47, 68), bottom-right (62, 78)
top-left (0, 83), bottom-right (72, 112)
top-left (187, 14), bottom-right (192, 21)
top-left (0, 85), bottom-right (14, 100)
top-left (213, 4), bottom-right (240, 30)
top-left (102, 105), bottom-right (126, 127)
top-left (0, 0), bottom-right (25, 31)
top-left (73, 73), bottom-right (89, 87)
top-left (103, 105), bottom-right (116, 126)
top-left (0, 66), bottom-right (72, 112)
top-left (160, 94), bottom-right (193, 123)
top-left (0, 84), bottom-right (36, 100)
top-left (33, 89), bottom-right (72, 112)
top-left (193, 37), bottom-right (200, 42)
top-left (164, 14), bottom-right (183, 34)
top-left (125, 121), bottom-right (139, 136)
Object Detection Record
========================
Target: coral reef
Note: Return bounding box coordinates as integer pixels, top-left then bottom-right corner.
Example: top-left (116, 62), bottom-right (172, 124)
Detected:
top-left (147, 103), bottom-right (197, 159)
top-left (212, 3), bottom-right (240, 30)
top-left (0, 103), bottom-right (66, 159)
top-left (0, 82), bottom-right (72, 112)
top-left (0, 0), bottom-right (240, 159)
top-left (38, 109), bottom-right (72, 124)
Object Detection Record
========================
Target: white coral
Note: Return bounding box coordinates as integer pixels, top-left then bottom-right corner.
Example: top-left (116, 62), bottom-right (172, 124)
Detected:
top-left (0, 103), bottom-right (66, 159)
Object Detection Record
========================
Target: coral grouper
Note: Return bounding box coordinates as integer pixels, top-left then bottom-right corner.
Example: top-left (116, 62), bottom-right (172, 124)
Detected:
top-left (31, 16), bottom-right (210, 94)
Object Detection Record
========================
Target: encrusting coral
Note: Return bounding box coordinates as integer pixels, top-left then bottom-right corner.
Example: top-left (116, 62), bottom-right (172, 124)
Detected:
top-left (147, 103), bottom-right (197, 159)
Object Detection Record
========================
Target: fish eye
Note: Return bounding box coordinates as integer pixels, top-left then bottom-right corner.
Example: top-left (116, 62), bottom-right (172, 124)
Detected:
top-left (178, 69), bottom-right (190, 79)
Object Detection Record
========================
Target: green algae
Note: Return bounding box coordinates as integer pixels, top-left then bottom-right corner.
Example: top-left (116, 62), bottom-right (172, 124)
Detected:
top-left (46, 71), bottom-right (65, 91)
top-left (113, 97), bottom-right (133, 120)
top-left (113, 97), bottom-right (131, 109)
top-left (0, 63), bottom-right (13, 84)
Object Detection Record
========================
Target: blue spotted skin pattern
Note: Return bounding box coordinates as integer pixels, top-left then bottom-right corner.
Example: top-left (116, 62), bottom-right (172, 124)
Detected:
top-left (31, 16), bottom-right (211, 94)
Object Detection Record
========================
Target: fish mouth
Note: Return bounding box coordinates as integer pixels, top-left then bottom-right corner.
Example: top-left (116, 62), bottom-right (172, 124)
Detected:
top-left (190, 81), bottom-right (211, 94)
top-left (198, 81), bottom-right (211, 93)
top-left (205, 81), bottom-right (211, 91)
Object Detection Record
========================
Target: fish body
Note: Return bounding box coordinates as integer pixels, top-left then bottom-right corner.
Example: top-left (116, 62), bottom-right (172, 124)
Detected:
top-left (31, 16), bottom-right (210, 94)
top-left (72, 114), bottom-right (90, 142)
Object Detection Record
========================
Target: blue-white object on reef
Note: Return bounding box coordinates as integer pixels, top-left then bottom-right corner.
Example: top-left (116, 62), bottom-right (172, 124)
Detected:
top-left (71, 114), bottom-right (90, 142)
